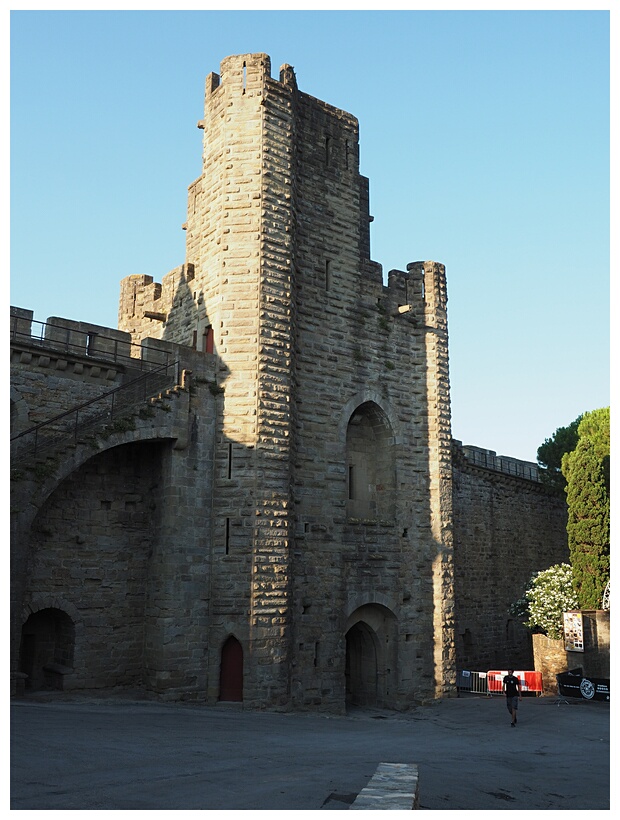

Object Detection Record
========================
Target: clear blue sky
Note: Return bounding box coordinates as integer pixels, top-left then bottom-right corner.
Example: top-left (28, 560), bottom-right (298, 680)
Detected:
top-left (9, 7), bottom-right (611, 463)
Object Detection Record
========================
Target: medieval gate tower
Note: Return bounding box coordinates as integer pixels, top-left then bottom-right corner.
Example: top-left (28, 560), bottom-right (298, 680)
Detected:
top-left (12, 53), bottom-right (464, 710)
top-left (119, 53), bottom-right (456, 708)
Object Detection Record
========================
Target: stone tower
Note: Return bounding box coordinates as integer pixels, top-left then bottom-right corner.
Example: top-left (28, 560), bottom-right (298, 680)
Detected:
top-left (118, 53), bottom-right (455, 709)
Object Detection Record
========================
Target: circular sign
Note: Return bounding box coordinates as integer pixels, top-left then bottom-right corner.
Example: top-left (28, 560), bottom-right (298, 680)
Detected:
top-left (579, 678), bottom-right (596, 699)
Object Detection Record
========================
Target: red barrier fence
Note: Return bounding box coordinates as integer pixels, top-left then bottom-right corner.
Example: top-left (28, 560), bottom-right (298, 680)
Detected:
top-left (486, 670), bottom-right (543, 695)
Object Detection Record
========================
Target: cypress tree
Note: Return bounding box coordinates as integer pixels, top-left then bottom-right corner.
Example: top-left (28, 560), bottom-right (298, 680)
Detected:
top-left (562, 407), bottom-right (610, 609)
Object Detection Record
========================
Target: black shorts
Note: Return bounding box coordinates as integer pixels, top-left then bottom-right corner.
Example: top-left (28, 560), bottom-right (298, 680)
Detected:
top-left (506, 695), bottom-right (519, 712)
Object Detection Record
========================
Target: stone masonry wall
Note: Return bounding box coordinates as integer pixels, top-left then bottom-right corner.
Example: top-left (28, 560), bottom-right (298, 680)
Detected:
top-left (532, 611), bottom-right (610, 695)
top-left (11, 309), bottom-right (134, 435)
top-left (114, 53), bottom-right (457, 709)
top-left (452, 442), bottom-right (569, 673)
top-left (24, 441), bottom-right (165, 690)
top-left (13, 55), bottom-right (571, 710)
top-left (286, 85), bottom-right (455, 706)
top-left (11, 315), bottom-right (219, 698)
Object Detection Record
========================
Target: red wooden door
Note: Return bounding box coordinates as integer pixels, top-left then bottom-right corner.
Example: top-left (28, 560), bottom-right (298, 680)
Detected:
top-left (219, 636), bottom-right (243, 701)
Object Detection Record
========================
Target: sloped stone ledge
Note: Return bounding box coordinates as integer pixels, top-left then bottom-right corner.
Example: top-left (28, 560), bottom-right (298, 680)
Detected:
top-left (350, 762), bottom-right (419, 810)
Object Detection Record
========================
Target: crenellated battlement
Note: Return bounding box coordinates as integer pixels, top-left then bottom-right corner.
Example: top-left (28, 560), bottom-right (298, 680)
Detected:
top-left (454, 440), bottom-right (541, 482)
top-left (10, 305), bottom-right (184, 375)
top-left (203, 54), bottom-right (302, 103)
top-left (374, 262), bottom-right (448, 332)
top-left (118, 264), bottom-right (200, 348)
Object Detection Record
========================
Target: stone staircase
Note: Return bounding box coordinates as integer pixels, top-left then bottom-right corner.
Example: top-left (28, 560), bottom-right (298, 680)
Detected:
top-left (11, 362), bottom-right (181, 466)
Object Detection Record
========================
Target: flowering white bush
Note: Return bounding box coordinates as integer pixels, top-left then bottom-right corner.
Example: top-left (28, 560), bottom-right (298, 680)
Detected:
top-left (510, 563), bottom-right (578, 640)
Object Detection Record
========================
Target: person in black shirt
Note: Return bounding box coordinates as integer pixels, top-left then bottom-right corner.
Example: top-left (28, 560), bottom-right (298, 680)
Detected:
top-left (502, 669), bottom-right (522, 726)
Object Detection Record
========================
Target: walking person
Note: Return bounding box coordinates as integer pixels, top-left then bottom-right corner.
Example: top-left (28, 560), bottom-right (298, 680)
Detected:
top-left (503, 669), bottom-right (522, 727)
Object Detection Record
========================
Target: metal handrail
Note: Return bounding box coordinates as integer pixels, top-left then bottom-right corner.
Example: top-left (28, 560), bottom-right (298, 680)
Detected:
top-left (10, 316), bottom-right (172, 372)
top-left (11, 360), bottom-right (179, 459)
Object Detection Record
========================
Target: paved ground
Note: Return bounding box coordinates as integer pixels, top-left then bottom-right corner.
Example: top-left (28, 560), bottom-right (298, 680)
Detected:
top-left (10, 691), bottom-right (610, 811)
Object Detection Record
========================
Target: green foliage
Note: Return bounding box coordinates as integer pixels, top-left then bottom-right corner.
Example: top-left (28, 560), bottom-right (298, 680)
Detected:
top-left (537, 415), bottom-right (582, 490)
top-left (562, 407), bottom-right (610, 609)
top-left (377, 314), bottom-right (390, 332)
top-left (510, 563), bottom-right (578, 640)
top-left (101, 416), bottom-right (137, 437)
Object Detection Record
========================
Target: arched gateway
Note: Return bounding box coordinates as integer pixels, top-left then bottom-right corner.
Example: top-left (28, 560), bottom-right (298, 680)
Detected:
top-left (19, 607), bottom-right (75, 691)
top-left (345, 603), bottom-right (398, 709)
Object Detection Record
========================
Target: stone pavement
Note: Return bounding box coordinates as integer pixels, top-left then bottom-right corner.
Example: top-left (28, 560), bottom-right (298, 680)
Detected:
top-left (10, 692), bottom-right (610, 811)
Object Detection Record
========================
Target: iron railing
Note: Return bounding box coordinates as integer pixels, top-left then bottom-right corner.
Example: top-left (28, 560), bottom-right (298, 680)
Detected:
top-left (10, 315), bottom-right (172, 372)
top-left (11, 361), bottom-right (179, 459)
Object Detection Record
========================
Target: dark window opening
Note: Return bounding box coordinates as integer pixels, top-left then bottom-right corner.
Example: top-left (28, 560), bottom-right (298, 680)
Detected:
top-left (345, 402), bottom-right (396, 521)
top-left (203, 325), bottom-right (214, 354)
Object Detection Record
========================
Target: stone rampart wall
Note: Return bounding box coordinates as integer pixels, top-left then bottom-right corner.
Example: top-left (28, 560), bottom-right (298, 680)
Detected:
top-left (11, 314), bottom-right (220, 696)
top-left (452, 442), bottom-right (569, 673)
top-left (11, 308), bottom-right (134, 433)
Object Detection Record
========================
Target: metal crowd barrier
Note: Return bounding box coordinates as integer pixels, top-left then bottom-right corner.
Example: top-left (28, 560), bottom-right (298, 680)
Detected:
top-left (457, 670), bottom-right (543, 696)
top-left (457, 670), bottom-right (489, 695)
top-left (487, 670), bottom-right (543, 696)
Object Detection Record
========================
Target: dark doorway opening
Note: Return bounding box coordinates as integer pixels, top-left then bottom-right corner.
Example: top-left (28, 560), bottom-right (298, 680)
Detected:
top-left (218, 636), bottom-right (243, 702)
top-left (345, 621), bottom-right (378, 707)
top-left (19, 608), bottom-right (75, 691)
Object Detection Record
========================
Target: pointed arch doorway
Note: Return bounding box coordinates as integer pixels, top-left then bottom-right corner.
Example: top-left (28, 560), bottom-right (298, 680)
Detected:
top-left (345, 603), bottom-right (398, 709)
top-left (218, 636), bottom-right (243, 702)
